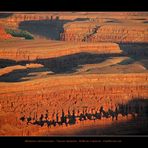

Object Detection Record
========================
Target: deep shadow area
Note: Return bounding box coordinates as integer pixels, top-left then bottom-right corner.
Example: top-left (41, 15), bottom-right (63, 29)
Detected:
top-left (35, 52), bottom-right (122, 74)
top-left (18, 18), bottom-right (89, 40)
top-left (143, 21), bottom-right (148, 24)
top-left (118, 43), bottom-right (148, 68)
top-left (0, 67), bottom-right (48, 82)
top-left (71, 98), bottom-right (148, 135)
top-left (19, 19), bottom-right (68, 40)
top-left (74, 116), bottom-right (148, 135)
top-left (119, 43), bottom-right (148, 56)
top-left (0, 59), bottom-right (16, 68)
top-left (0, 52), bottom-right (123, 82)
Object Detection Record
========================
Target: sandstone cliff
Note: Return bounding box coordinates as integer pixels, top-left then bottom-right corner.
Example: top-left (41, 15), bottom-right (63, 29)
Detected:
top-left (88, 24), bottom-right (148, 43)
top-left (0, 73), bottom-right (147, 116)
top-left (61, 22), bottom-right (148, 43)
top-left (0, 40), bottom-right (121, 61)
top-left (0, 12), bottom-right (148, 42)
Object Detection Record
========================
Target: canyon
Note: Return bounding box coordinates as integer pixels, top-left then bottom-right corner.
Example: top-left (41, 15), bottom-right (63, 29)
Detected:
top-left (0, 12), bottom-right (148, 136)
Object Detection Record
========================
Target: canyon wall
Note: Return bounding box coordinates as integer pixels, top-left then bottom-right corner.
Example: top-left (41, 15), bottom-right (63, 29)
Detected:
top-left (60, 21), bottom-right (98, 42)
top-left (0, 74), bottom-right (147, 117)
top-left (0, 12), bottom-right (148, 135)
top-left (88, 24), bottom-right (148, 43)
top-left (0, 12), bottom-right (148, 42)
top-left (0, 41), bottom-right (121, 61)
top-left (61, 23), bottom-right (148, 43)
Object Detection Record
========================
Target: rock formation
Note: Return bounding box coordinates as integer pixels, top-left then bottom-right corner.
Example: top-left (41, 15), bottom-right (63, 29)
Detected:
top-left (0, 12), bottom-right (148, 136)
top-left (88, 24), bottom-right (148, 43)
top-left (0, 40), bottom-right (121, 61)
top-left (61, 22), bottom-right (148, 43)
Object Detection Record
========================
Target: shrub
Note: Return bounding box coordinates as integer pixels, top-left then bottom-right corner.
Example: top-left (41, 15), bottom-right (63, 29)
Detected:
top-left (5, 28), bottom-right (34, 40)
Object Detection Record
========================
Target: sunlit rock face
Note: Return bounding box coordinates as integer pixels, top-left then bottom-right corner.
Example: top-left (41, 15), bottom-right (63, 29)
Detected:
top-left (61, 22), bottom-right (148, 43)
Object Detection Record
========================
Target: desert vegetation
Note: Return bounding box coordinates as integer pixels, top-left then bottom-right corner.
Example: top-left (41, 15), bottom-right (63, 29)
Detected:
top-left (5, 28), bottom-right (34, 40)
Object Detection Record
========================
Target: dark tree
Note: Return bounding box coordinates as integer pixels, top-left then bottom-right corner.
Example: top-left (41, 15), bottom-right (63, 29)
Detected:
top-left (56, 113), bottom-right (59, 123)
top-left (20, 115), bottom-right (25, 122)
